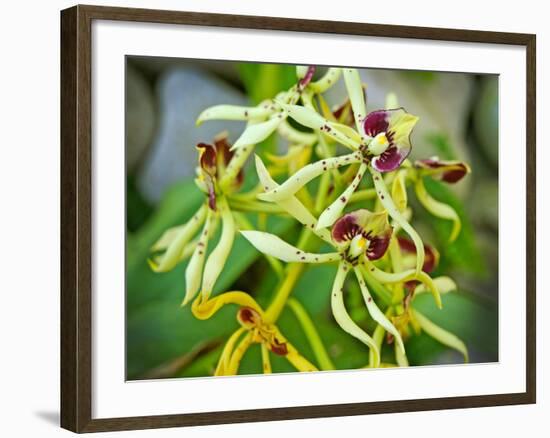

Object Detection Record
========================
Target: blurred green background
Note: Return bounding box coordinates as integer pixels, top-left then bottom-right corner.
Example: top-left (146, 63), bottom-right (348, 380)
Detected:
top-left (125, 57), bottom-right (499, 380)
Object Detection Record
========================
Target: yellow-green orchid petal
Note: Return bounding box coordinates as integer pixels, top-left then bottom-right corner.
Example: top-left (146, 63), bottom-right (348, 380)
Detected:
top-left (365, 260), bottom-right (442, 309)
top-left (254, 155), bottom-right (332, 244)
top-left (343, 68), bottom-right (367, 133)
top-left (354, 267), bottom-right (405, 354)
top-left (331, 262), bottom-right (380, 367)
top-left (317, 162), bottom-right (368, 229)
top-left (148, 204), bottom-right (207, 273)
top-left (192, 291), bottom-right (263, 320)
top-left (231, 116), bottom-right (282, 151)
top-left (411, 309), bottom-right (469, 363)
top-left (258, 152), bottom-right (362, 202)
top-left (392, 169), bottom-right (408, 213)
top-left (226, 333), bottom-right (254, 375)
top-left (240, 230), bottom-right (340, 263)
top-left (284, 343), bottom-right (318, 372)
top-left (215, 327), bottom-right (246, 376)
top-left (182, 208), bottom-right (214, 306)
top-left (277, 119), bottom-right (317, 145)
top-left (371, 168), bottom-right (425, 275)
top-left (309, 67), bottom-right (342, 93)
top-left (394, 341), bottom-right (409, 367)
top-left (201, 198), bottom-right (235, 299)
top-left (261, 343), bottom-right (272, 374)
top-left (196, 104), bottom-right (272, 125)
top-left (278, 102), bottom-right (360, 150)
top-left (414, 276), bottom-right (457, 296)
top-left (415, 178), bottom-right (461, 242)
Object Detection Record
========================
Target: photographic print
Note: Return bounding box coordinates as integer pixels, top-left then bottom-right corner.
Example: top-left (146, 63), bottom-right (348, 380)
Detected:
top-left (125, 58), bottom-right (499, 380)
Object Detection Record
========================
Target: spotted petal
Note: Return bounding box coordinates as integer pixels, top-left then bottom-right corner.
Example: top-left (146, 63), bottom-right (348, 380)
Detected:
top-left (317, 162), bottom-right (368, 230)
top-left (364, 109), bottom-right (418, 172)
top-left (415, 158), bottom-right (471, 183)
top-left (231, 116), bottom-right (282, 150)
top-left (258, 152), bottom-right (362, 202)
top-left (331, 263), bottom-right (380, 367)
top-left (241, 230), bottom-right (340, 264)
top-left (254, 155), bottom-right (332, 244)
top-left (196, 104), bottom-right (272, 125)
top-left (201, 198), bottom-right (235, 299)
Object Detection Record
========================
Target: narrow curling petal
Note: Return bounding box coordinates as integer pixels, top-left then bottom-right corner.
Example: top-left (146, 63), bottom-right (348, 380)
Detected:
top-left (226, 333), bottom-right (254, 375)
top-left (191, 291), bottom-right (263, 320)
top-left (342, 68), bottom-right (367, 132)
top-left (414, 276), bottom-right (457, 296)
top-left (354, 267), bottom-right (405, 354)
top-left (197, 104), bottom-right (272, 125)
top-left (279, 102), bottom-right (360, 149)
top-left (149, 205), bottom-right (207, 272)
top-left (415, 178), bottom-right (462, 242)
top-left (215, 327), bottom-right (247, 376)
top-left (309, 68), bottom-right (342, 93)
top-left (258, 152), bottom-right (362, 202)
top-left (365, 260), bottom-right (442, 309)
top-left (231, 116), bottom-right (282, 150)
top-left (371, 168), bottom-right (425, 275)
top-left (254, 155), bottom-right (332, 243)
top-left (201, 198), bottom-right (235, 298)
top-left (331, 262), bottom-right (380, 367)
top-left (182, 208), bottom-right (213, 305)
top-left (412, 309), bottom-right (469, 362)
top-left (240, 230), bottom-right (340, 263)
top-left (317, 162), bottom-right (368, 229)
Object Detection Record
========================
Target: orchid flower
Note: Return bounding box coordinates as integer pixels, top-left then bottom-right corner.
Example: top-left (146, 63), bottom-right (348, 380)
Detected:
top-left (256, 70), bottom-right (425, 275)
top-left (414, 157), bottom-right (471, 242)
top-left (149, 133), bottom-right (240, 305)
top-left (385, 236), bottom-right (469, 363)
top-left (241, 208), bottom-right (412, 367)
top-left (191, 291), bottom-right (317, 375)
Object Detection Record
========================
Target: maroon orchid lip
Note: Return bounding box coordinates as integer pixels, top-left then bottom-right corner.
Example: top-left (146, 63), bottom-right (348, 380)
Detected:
top-left (415, 158), bottom-right (471, 184)
top-left (197, 134), bottom-right (243, 211)
top-left (237, 307), bottom-right (259, 328)
top-left (398, 236), bottom-right (439, 273)
top-left (332, 209), bottom-right (392, 261)
top-left (298, 66), bottom-right (316, 89)
top-left (363, 108), bottom-right (416, 173)
top-left (270, 339), bottom-right (289, 356)
top-left (197, 142), bottom-right (217, 176)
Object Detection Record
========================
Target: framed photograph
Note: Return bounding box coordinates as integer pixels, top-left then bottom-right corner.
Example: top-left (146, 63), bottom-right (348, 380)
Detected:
top-left (60, 4), bottom-right (536, 433)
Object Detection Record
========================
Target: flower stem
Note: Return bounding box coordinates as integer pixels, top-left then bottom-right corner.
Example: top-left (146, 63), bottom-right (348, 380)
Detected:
top-left (287, 298), bottom-right (335, 371)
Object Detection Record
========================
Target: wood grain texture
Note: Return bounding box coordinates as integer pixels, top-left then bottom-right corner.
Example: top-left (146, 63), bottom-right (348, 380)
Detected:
top-left (60, 4), bottom-right (537, 433)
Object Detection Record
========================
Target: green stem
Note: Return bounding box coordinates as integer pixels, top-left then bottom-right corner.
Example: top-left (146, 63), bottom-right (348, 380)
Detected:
top-left (287, 298), bottom-right (335, 370)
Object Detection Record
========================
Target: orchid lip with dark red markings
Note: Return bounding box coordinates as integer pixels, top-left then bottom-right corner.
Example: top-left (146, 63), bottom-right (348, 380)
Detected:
top-left (415, 158), bottom-right (471, 184)
top-left (196, 133), bottom-right (244, 210)
top-left (332, 209), bottom-right (393, 263)
top-left (237, 307), bottom-right (289, 356)
top-left (361, 108), bottom-right (419, 173)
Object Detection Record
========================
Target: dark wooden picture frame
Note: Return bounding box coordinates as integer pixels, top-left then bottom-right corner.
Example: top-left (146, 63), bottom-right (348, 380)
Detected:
top-left (60, 4), bottom-right (536, 433)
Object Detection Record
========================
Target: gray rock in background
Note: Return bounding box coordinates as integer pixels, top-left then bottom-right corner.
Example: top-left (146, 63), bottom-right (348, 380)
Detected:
top-left (126, 64), bottom-right (156, 173)
top-left (137, 68), bottom-right (246, 204)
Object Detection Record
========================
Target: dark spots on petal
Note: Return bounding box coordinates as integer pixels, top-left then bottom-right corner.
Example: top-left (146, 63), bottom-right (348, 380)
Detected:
top-left (340, 196), bottom-right (347, 202)
top-left (368, 297), bottom-right (372, 302)
top-left (301, 256), bottom-right (306, 260)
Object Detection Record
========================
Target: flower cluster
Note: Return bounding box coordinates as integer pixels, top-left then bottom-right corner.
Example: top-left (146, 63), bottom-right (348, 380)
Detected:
top-left (149, 66), bottom-right (471, 374)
